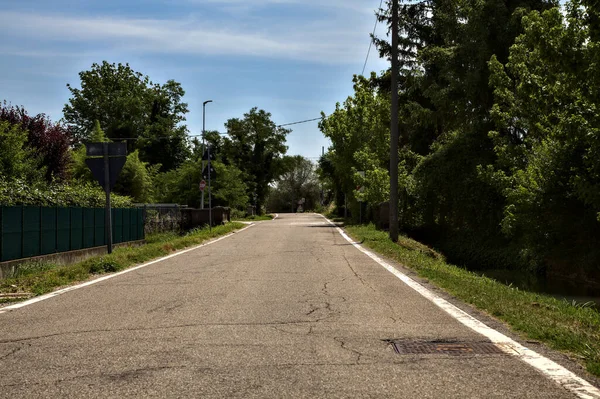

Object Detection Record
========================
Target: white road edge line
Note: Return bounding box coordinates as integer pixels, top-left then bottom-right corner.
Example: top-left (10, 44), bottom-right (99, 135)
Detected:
top-left (321, 216), bottom-right (600, 399)
top-left (0, 224), bottom-right (255, 315)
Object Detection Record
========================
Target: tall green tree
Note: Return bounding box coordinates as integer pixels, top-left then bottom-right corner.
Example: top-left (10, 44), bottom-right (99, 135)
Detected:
top-left (267, 156), bottom-right (320, 212)
top-left (212, 163), bottom-right (249, 209)
top-left (487, 1), bottom-right (600, 271)
top-left (63, 61), bottom-right (190, 170)
top-left (71, 121), bottom-right (157, 203)
top-left (0, 120), bottom-right (43, 182)
top-left (223, 108), bottom-right (290, 214)
top-left (71, 120), bottom-right (108, 183)
top-left (319, 74), bottom-right (393, 217)
top-left (1, 102), bottom-right (72, 182)
top-left (114, 150), bottom-right (159, 203)
top-left (366, 0), bottom-right (556, 253)
top-left (154, 159), bottom-right (247, 209)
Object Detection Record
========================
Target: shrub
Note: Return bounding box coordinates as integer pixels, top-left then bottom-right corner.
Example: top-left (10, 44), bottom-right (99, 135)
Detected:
top-left (0, 179), bottom-right (134, 208)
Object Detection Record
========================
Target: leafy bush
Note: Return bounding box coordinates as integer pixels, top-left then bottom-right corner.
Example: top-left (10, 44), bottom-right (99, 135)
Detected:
top-left (230, 208), bottom-right (246, 219)
top-left (88, 257), bottom-right (120, 274)
top-left (0, 120), bottom-right (44, 182)
top-left (1, 101), bottom-right (72, 181)
top-left (154, 159), bottom-right (248, 209)
top-left (0, 179), bottom-right (134, 208)
top-left (114, 150), bottom-right (159, 203)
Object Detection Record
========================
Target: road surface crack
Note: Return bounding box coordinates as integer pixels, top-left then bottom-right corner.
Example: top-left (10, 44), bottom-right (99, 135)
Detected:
top-left (0, 346), bottom-right (23, 360)
top-left (0, 321), bottom-right (320, 344)
top-left (342, 254), bottom-right (376, 292)
top-left (384, 302), bottom-right (402, 323)
top-left (334, 337), bottom-right (363, 365)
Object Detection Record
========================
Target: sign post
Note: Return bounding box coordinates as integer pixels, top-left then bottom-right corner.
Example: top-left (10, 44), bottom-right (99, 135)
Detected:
top-left (208, 144), bottom-right (212, 231)
top-left (85, 142), bottom-right (127, 254)
top-left (201, 143), bottom-right (205, 209)
top-left (202, 148), bottom-right (216, 232)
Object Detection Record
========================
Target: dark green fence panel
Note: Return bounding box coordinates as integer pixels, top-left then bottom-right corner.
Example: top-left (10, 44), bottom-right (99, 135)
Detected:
top-left (113, 208), bottom-right (123, 243)
top-left (122, 209), bottom-right (131, 242)
top-left (1, 206), bottom-right (144, 262)
top-left (1, 207), bottom-right (23, 261)
top-left (23, 207), bottom-right (41, 258)
top-left (82, 208), bottom-right (94, 248)
top-left (57, 208), bottom-right (70, 252)
top-left (130, 209), bottom-right (138, 240)
top-left (131, 209), bottom-right (140, 240)
top-left (70, 208), bottom-right (83, 250)
top-left (41, 208), bottom-right (57, 255)
top-left (94, 208), bottom-right (105, 247)
top-left (139, 209), bottom-right (145, 240)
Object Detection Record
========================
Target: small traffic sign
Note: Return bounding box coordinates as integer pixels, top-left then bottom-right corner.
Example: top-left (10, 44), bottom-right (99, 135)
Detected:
top-left (84, 142), bottom-right (127, 256)
top-left (199, 180), bottom-right (207, 192)
top-left (202, 149), bottom-right (216, 161)
top-left (86, 142), bottom-right (127, 157)
top-left (85, 157), bottom-right (126, 192)
top-left (202, 165), bottom-right (216, 180)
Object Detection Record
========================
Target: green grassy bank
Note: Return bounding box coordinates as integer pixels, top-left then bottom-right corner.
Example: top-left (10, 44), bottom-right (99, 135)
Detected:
top-left (344, 223), bottom-right (600, 377)
top-left (0, 222), bottom-right (246, 303)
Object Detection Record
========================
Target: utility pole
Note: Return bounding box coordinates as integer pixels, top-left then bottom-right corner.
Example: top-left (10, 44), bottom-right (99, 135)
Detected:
top-left (201, 101), bottom-right (212, 209)
top-left (321, 146), bottom-right (325, 206)
top-left (203, 100), bottom-right (213, 228)
top-left (389, 0), bottom-right (399, 242)
top-left (208, 141), bottom-right (212, 231)
top-left (103, 143), bottom-right (113, 254)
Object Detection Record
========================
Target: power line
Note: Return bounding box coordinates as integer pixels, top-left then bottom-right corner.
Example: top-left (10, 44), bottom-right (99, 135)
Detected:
top-left (107, 117), bottom-right (325, 141)
top-left (277, 1), bottom-right (383, 135)
top-left (362, 0), bottom-right (384, 76)
top-left (277, 117), bottom-right (322, 128)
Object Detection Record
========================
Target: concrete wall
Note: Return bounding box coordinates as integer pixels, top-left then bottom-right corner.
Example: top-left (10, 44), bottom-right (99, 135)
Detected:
top-left (0, 240), bottom-right (145, 280)
top-left (180, 207), bottom-right (231, 231)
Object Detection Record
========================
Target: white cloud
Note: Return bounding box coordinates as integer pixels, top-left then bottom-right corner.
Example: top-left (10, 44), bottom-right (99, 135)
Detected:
top-left (184, 0), bottom-right (378, 14)
top-left (0, 7), bottom-right (384, 65)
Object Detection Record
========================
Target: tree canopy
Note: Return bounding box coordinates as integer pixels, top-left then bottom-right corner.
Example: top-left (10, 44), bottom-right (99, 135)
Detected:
top-left (63, 61), bottom-right (190, 171)
top-left (320, 0), bottom-right (599, 279)
top-left (222, 108), bottom-right (291, 214)
top-left (1, 102), bottom-right (72, 182)
top-left (267, 156), bottom-right (320, 212)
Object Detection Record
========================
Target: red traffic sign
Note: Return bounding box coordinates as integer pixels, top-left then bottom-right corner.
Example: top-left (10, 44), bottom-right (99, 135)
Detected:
top-left (199, 180), bottom-right (207, 191)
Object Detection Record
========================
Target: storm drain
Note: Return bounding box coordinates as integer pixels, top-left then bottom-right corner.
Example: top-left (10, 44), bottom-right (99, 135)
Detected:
top-left (388, 340), bottom-right (506, 356)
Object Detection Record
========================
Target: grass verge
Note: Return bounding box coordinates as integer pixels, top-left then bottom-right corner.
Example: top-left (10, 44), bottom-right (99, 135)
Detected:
top-left (344, 223), bottom-right (600, 377)
top-left (0, 222), bottom-right (246, 301)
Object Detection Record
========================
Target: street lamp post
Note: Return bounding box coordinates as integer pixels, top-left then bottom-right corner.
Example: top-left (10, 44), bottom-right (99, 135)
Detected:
top-left (202, 100), bottom-right (213, 230)
top-left (389, 0), bottom-right (399, 242)
top-left (202, 100), bottom-right (213, 209)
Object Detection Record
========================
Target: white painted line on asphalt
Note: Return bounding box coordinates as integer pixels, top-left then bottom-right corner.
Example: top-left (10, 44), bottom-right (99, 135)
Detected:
top-left (289, 222), bottom-right (329, 225)
top-left (0, 224), bottom-right (255, 315)
top-left (322, 216), bottom-right (600, 399)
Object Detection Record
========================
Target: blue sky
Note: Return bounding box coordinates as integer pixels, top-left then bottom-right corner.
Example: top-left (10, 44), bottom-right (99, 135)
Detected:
top-left (0, 0), bottom-right (389, 159)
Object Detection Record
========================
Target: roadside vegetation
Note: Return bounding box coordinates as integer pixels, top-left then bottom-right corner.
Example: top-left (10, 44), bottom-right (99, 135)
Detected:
top-left (0, 222), bottom-right (245, 304)
top-left (1, 62), bottom-right (315, 215)
top-left (318, 0), bottom-right (600, 289)
top-left (343, 223), bottom-right (600, 377)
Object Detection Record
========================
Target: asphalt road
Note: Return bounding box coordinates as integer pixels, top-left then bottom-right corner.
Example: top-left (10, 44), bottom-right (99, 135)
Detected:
top-left (0, 213), bottom-right (592, 398)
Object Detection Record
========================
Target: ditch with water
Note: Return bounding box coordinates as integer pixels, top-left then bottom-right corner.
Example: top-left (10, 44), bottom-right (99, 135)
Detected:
top-left (480, 269), bottom-right (600, 309)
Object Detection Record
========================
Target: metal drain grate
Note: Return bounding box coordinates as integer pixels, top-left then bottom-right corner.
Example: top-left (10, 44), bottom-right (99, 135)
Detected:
top-left (389, 340), bottom-right (506, 356)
